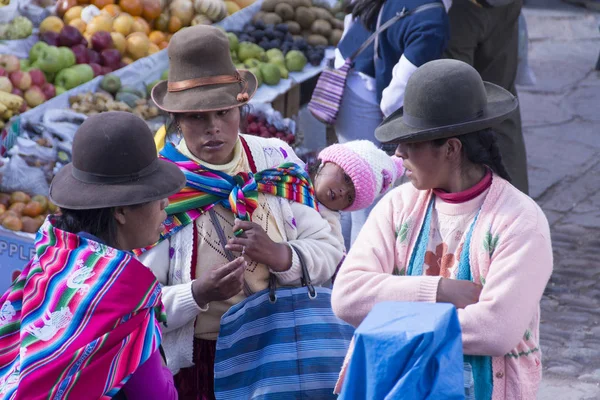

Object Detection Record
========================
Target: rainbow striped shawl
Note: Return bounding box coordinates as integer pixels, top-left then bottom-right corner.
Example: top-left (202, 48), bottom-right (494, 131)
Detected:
top-left (134, 142), bottom-right (318, 255)
top-left (0, 218), bottom-right (165, 400)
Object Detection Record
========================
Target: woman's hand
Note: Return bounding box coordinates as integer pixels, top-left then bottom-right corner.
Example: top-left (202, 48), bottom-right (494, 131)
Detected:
top-left (225, 220), bottom-right (292, 272)
top-left (191, 257), bottom-right (246, 306)
top-left (436, 278), bottom-right (482, 309)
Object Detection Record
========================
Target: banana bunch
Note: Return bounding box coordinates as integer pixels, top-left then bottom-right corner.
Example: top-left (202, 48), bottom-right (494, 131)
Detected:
top-left (0, 91), bottom-right (24, 129)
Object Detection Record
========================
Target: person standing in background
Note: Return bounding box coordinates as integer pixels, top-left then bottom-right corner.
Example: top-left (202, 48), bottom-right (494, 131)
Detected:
top-left (333, 0), bottom-right (451, 248)
top-left (444, 0), bottom-right (530, 194)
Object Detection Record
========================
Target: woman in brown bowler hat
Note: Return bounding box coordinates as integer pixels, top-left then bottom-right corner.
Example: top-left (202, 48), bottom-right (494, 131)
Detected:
top-left (138, 25), bottom-right (344, 399)
top-left (0, 111), bottom-right (184, 399)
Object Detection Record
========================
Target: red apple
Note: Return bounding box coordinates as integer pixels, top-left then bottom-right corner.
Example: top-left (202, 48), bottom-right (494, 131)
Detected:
top-left (89, 63), bottom-right (103, 77)
top-left (101, 66), bottom-right (113, 75)
top-left (91, 31), bottom-right (114, 53)
top-left (71, 44), bottom-right (89, 64)
top-left (11, 88), bottom-right (23, 97)
top-left (24, 86), bottom-right (46, 108)
top-left (100, 49), bottom-right (121, 69)
top-left (87, 49), bottom-right (101, 65)
top-left (118, 61), bottom-right (126, 69)
top-left (28, 69), bottom-right (46, 87)
top-left (9, 71), bottom-right (32, 91)
top-left (285, 133), bottom-right (295, 144)
top-left (58, 25), bottom-right (85, 48)
top-left (0, 55), bottom-right (20, 73)
top-left (19, 101), bottom-right (28, 113)
top-left (41, 82), bottom-right (56, 99)
top-left (0, 67), bottom-right (7, 77)
top-left (40, 31), bottom-right (60, 46)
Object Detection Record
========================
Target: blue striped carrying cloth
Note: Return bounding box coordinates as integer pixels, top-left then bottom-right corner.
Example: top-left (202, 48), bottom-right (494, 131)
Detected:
top-left (214, 286), bottom-right (355, 400)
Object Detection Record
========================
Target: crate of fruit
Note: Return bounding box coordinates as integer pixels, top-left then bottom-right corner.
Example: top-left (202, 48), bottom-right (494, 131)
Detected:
top-left (241, 102), bottom-right (302, 148)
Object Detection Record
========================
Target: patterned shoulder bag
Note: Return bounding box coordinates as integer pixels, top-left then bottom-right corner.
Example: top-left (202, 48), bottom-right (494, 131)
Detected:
top-left (308, 3), bottom-right (445, 125)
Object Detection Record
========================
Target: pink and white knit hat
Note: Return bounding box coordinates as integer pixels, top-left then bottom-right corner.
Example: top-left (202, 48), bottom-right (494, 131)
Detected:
top-left (318, 140), bottom-right (405, 211)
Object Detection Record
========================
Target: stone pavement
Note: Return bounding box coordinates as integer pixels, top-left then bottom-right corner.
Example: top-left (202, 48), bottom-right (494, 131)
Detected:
top-left (518, 3), bottom-right (600, 399)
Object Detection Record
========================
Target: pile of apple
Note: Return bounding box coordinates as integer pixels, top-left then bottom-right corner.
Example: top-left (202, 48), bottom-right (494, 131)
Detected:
top-left (37, 24), bottom-right (125, 79)
top-left (0, 54), bottom-right (57, 116)
top-left (242, 112), bottom-right (296, 145)
top-left (0, 191), bottom-right (57, 234)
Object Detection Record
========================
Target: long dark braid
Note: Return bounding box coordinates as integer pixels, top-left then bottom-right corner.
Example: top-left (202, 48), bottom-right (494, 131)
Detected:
top-left (350, 0), bottom-right (386, 30)
top-left (433, 128), bottom-right (512, 182)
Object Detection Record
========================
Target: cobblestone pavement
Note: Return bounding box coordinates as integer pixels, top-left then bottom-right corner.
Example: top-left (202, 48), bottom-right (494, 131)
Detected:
top-left (518, 4), bottom-right (600, 399)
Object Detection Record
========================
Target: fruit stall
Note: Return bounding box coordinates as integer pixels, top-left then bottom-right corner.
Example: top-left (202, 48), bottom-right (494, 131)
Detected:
top-left (0, 0), bottom-right (344, 291)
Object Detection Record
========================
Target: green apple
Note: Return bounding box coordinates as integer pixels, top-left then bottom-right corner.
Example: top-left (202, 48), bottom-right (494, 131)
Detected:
top-left (118, 85), bottom-right (145, 99)
top-left (55, 64), bottom-right (93, 90)
top-left (43, 70), bottom-right (56, 84)
top-left (100, 74), bottom-right (122, 95)
top-left (29, 41), bottom-right (48, 64)
top-left (55, 86), bottom-right (66, 96)
top-left (57, 47), bottom-right (76, 70)
top-left (33, 46), bottom-right (63, 74)
top-left (20, 59), bottom-right (31, 72)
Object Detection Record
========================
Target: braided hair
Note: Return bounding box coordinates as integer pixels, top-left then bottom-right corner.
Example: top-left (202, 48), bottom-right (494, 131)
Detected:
top-left (433, 128), bottom-right (512, 182)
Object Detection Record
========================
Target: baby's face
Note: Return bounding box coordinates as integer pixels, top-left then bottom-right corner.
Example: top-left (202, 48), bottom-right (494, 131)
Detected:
top-left (314, 162), bottom-right (355, 211)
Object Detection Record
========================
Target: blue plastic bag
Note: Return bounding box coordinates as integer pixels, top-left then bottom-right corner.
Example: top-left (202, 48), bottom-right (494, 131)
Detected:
top-left (339, 302), bottom-right (465, 400)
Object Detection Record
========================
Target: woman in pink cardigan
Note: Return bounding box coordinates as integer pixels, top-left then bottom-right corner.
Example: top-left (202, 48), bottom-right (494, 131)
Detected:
top-left (331, 59), bottom-right (553, 400)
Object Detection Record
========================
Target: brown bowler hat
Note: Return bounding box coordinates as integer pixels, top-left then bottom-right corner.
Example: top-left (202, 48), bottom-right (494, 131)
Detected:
top-left (50, 111), bottom-right (186, 210)
top-left (375, 59), bottom-right (518, 144)
top-left (152, 25), bottom-right (258, 113)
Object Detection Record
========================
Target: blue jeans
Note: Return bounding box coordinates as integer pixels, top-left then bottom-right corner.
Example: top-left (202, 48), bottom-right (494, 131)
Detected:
top-left (334, 85), bottom-right (383, 249)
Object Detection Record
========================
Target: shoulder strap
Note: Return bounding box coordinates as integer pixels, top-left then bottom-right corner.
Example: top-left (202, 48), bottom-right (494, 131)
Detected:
top-left (349, 2), bottom-right (446, 62)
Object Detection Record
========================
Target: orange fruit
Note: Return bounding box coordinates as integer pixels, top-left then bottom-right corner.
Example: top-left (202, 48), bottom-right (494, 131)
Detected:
top-left (110, 31), bottom-right (127, 54)
top-left (131, 16), bottom-right (151, 35)
top-left (39, 16), bottom-right (65, 34)
top-left (112, 13), bottom-right (134, 36)
top-left (10, 192), bottom-right (30, 204)
top-left (9, 202), bottom-right (26, 215)
top-left (63, 5), bottom-right (83, 23)
top-left (102, 4), bottom-right (121, 17)
top-left (148, 30), bottom-right (166, 45)
top-left (69, 18), bottom-right (87, 34)
top-left (147, 42), bottom-right (160, 55)
top-left (142, 0), bottom-right (162, 20)
top-left (92, 0), bottom-right (114, 9)
top-left (119, 0), bottom-right (143, 17)
top-left (86, 14), bottom-right (112, 35)
top-left (2, 215), bottom-right (23, 232)
top-left (167, 15), bottom-right (182, 33)
top-left (158, 40), bottom-right (168, 49)
top-left (23, 201), bottom-right (44, 218)
top-left (126, 33), bottom-right (150, 59)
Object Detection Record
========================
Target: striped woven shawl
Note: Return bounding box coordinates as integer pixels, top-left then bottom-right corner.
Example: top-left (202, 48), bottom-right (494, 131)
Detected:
top-left (134, 142), bottom-right (318, 255)
top-left (0, 218), bottom-right (165, 399)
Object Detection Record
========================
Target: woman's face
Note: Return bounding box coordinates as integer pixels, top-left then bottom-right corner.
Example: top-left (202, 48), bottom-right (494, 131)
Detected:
top-left (395, 141), bottom-right (448, 190)
top-left (314, 162), bottom-right (355, 211)
top-left (177, 107), bottom-right (241, 165)
top-left (115, 198), bottom-right (169, 250)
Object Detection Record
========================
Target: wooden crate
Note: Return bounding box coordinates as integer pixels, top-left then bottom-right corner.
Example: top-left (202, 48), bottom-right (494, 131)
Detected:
top-left (271, 83), bottom-right (301, 119)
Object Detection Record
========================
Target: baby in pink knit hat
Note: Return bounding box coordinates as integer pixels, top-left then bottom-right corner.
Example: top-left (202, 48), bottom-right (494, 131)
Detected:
top-left (310, 140), bottom-right (405, 212)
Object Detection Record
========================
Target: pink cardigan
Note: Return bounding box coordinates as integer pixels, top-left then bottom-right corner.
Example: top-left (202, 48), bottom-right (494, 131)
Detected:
top-left (331, 176), bottom-right (553, 399)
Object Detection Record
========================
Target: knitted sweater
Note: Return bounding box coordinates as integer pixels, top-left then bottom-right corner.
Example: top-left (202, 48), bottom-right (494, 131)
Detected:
top-left (139, 134), bottom-right (345, 374)
top-left (331, 176), bottom-right (553, 399)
